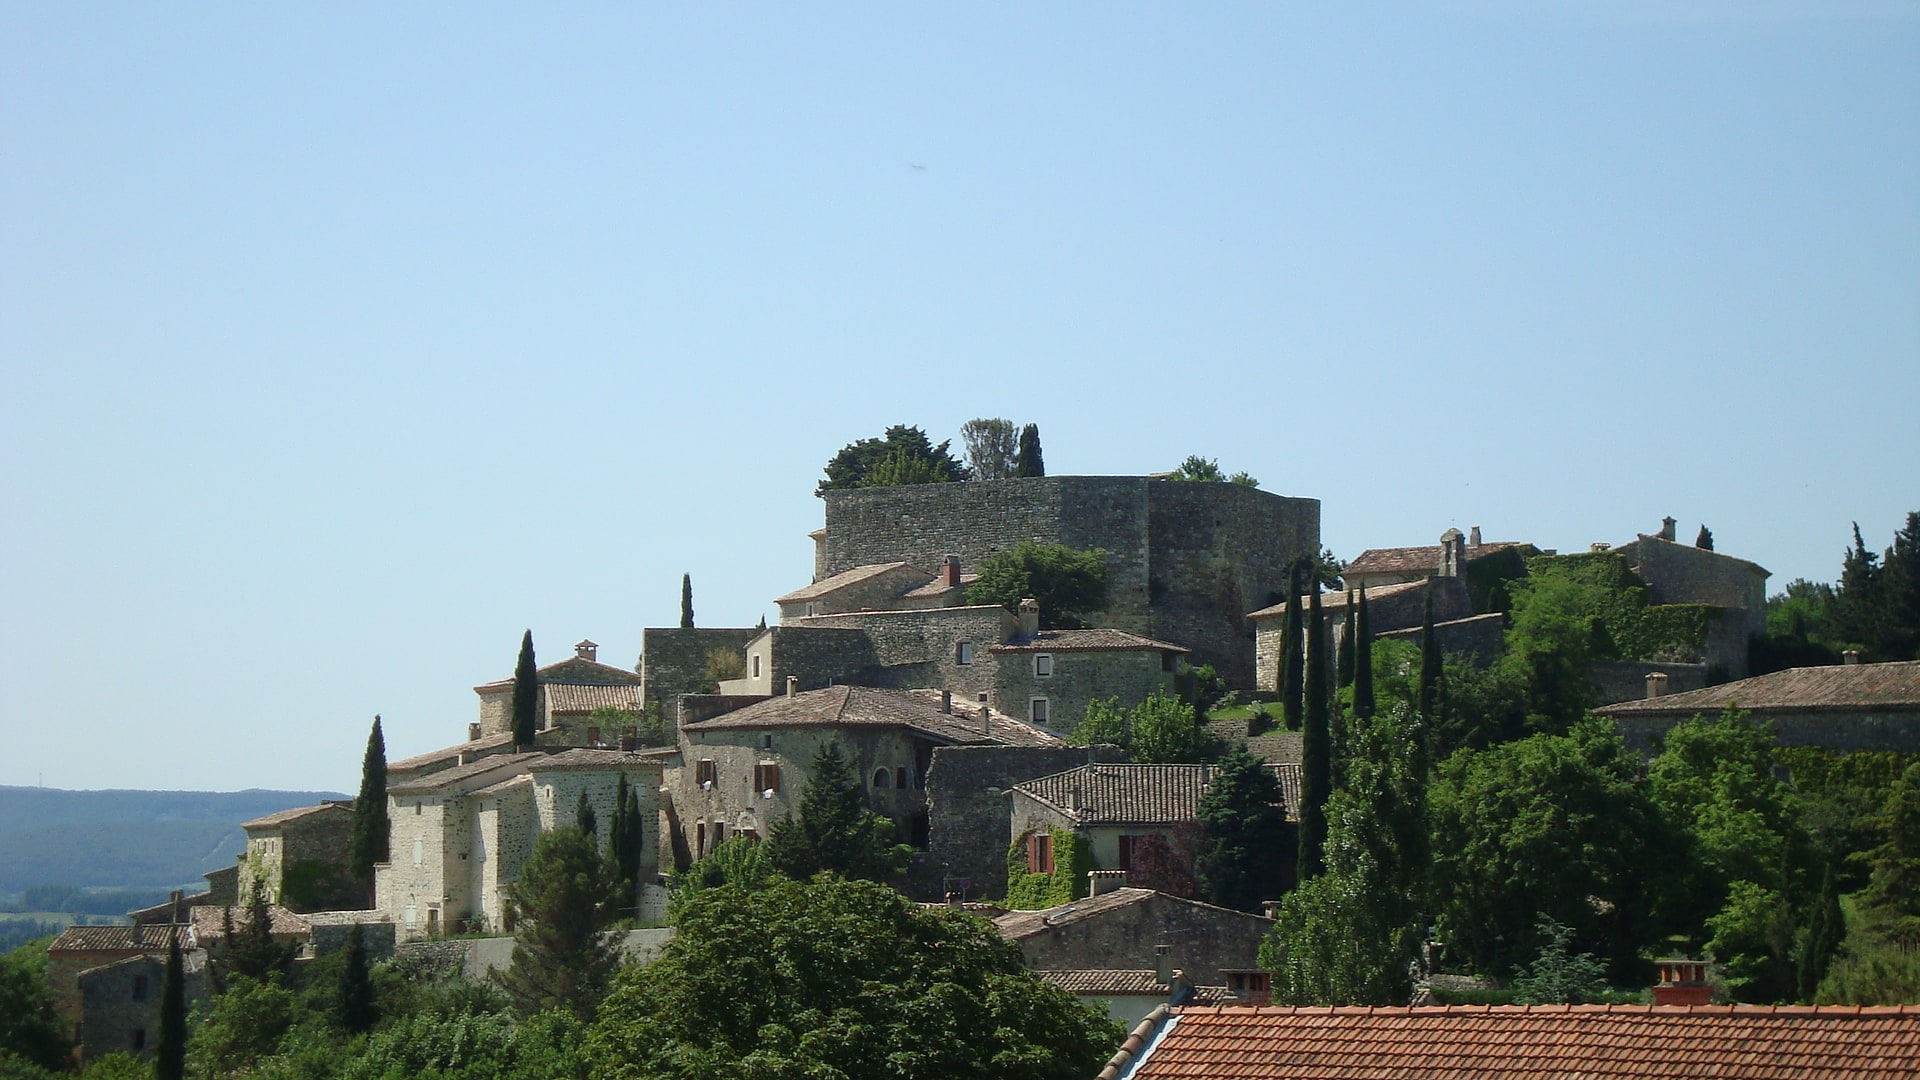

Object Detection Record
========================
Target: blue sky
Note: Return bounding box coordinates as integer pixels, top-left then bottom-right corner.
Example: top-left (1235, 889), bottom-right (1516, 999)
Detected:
top-left (3, 3), bottom-right (1914, 792)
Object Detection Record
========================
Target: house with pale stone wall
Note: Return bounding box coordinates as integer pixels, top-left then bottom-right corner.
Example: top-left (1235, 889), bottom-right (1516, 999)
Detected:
top-left (472, 640), bottom-right (645, 743)
top-left (235, 801), bottom-right (355, 912)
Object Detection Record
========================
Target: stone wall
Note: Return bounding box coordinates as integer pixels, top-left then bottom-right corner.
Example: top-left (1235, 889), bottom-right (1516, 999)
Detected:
top-left (303, 914), bottom-right (397, 958)
top-left (921, 744), bottom-right (1126, 902)
top-left (1618, 536), bottom-right (1768, 639)
top-left (78, 953), bottom-right (211, 1063)
top-left (989, 647), bottom-right (1177, 734)
top-left (794, 606), bottom-right (1013, 700)
top-left (1591, 661), bottom-right (1711, 708)
top-left (1006, 891), bottom-right (1273, 987)
top-left (639, 628), bottom-right (761, 729)
top-left (779, 563), bottom-right (934, 619)
top-left (1375, 612), bottom-right (1509, 668)
top-left (240, 805), bottom-right (356, 912)
top-left (1614, 707), bottom-right (1920, 755)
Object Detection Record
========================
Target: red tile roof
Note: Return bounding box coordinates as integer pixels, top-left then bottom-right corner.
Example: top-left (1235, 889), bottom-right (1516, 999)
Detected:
top-left (989, 629), bottom-right (1188, 654)
top-left (681, 685), bottom-right (1065, 748)
top-left (1013, 762), bottom-right (1301, 826)
top-left (50, 924), bottom-right (193, 953)
top-left (1596, 661), bottom-right (1920, 717)
top-left (1102, 1004), bottom-right (1920, 1080)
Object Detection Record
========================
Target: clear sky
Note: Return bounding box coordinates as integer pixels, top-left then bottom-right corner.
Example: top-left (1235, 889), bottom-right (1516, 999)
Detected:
top-left (3, 3), bottom-right (1915, 793)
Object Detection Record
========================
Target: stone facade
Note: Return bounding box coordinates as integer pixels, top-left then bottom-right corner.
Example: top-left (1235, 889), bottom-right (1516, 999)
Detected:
top-left (987, 634), bottom-right (1183, 733)
top-left (236, 801), bottom-right (356, 912)
top-left (1597, 661), bottom-right (1920, 754)
top-left (638, 627), bottom-right (761, 729)
top-left (1590, 661), bottom-right (1711, 708)
top-left (922, 744), bottom-right (1127, 902)
top-left (1251, 579), bottom-right (1473, 693)
top-left (474, 643), bottom-right (647, 739)
top-left (813, 477), bottom-right (1319, 688)
top-left (775, 561), bottom-right (969, 620)
top-left (76, 950), bottom-right (210, 1063)
top-left (784, 605), bottom-right (1016, 699)
top-left (1612, 533), bottom-right (1769, 639)
top-left (992, 886), bottom-right (1274, 987)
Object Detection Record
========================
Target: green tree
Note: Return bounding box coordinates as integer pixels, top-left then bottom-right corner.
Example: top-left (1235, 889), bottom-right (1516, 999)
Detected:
top-left (187, 974), bottom-right (295, 1077)
top-left (960, 418), bottom-right (1019, 480)
top-left (763, 740), bottom-right (908, 882)
top-left (1168, 454), bottom-right (1258, 487)
top-left (511, 630), bottom-right (539, 748)
top-left (608, 774), bottom-right (644, 919)
top-left (1015, 423), bottom-right (1045, 477)
top-left (586, 876), bottom-right (1121, 1080)
top-left (1512, 915), bottom-right (1609, 1004)
top-left (1696, 524), bottom-right (1715, 551)
top-left (965, 542), bottom-right (1109, 630)
top-left (1299, 590), bottom-right (1331, 883)
top-left (1350, 587), bottom-right (1375, 720)
top-left (666, 835), bottom-right (773, 922)
top-left (347, 715), bottom-right (389, 903)
top-left (1279, 580), bottom-right (1304, 731)
top-left (495, 825), bottom-right (622, 1020)
top-left (1417, 589), bottom-right (1444, 728)
top-left (1193, 749), bottom-right (1294, 913)
top-left (155, 935), bottom-right (187, 1080)
top-left (226, 887), bottom-right (293, 982)
top-left (818, 425), bottom-right (969, 494)
top-left (575, 790), bottom-right (597, 838)
top-left (1337, 592), bottom-right (1357, 689)
top-left (0, 938), bottom-right (70, 1072)
top-left (679, 573), bottom-right (693, 629)
top-left (1796, 867), bottom-right (1844, 1002)
top-left (1862, 761), bottom-right (1920, 929)
top-left (334, 923), bottom-right (377, 1035)
top-left (1068, 690), bottom-right (1209, 763)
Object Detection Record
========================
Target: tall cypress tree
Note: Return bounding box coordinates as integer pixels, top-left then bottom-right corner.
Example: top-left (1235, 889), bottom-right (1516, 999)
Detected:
top-left (576, 790), bottom-right (598, 838)
top-left (1299, 588), bottom-right (1331, 884)
top-left (609, 775), bottom-right (643, 918)
top-left (1352, 587), bottom-right (1375, 720)
top-left (155, 934), bottom-right (187, 1080)
top-left (511, 630), bottom-right (539, 748)
top-left (1280, 570), bottom-right (1304, 732)
top-left (680, 574), bottom-right (695, 629)
top-left (1015, 423), bottom-right (1045, 477)
top-left (334, 923), bottom-right (377, 1034)
top-left (348, 716), bottom-right (389, 903)
top-left (1337, 590), bottom-right (1357, 689)
top-left (1418, 588), bottom-right (1442, 725)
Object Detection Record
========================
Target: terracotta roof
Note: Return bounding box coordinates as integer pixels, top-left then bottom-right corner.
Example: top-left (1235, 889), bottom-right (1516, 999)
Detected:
top-left (473, 654), bottom-right (643, 694)
top-left (775, 562), bottom-right (928, 604)
top-left (1596, 661), bottom-right (1920, 718)
top-left (681, 685), bottom-right (1064, 748)
top-left (188, 904), bottom-right (309, 940)
top-left (1341, 541), bottom-right (1525, 581)
top-left (1248, 580), bottom-right (1426, 620)
top-left (994, 888), bottom-right (1271, 942)
top-left (388, 731), bottom-right (517, 773)
top-left (544, 683), bottom-right (644, 715)
top-left (1104, 1004), bottom-right (1920, 1080)
top-left (900, 573), bottom-right (977, 599)
top-left (989, 629), bottom-right (1188, 654)
top-left (240, 801), bottom-right (352, 831)
top-left (528, 748), bottom-right (665, 771)
top-left (1012, 762), bottom-right (1299, 826)
top-left (50, 924), bottom-right (194, 953)
top-left (1039, 968), bottom-right (1175, 995)
top-left (388, 751), bottom-right (547, 795)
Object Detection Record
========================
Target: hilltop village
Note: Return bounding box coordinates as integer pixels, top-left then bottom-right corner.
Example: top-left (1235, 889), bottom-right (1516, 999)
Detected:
top-left (34, 451), bottom-right (1920, 1076)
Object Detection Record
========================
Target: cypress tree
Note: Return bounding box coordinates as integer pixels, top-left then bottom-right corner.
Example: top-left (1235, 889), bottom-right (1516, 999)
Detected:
top-left (347, 715), bottom-right (389, 903)
top-left (1280, 570), bottom-right (1304, 732)
top-left (1796, 866), bottom-right (1844, 1001)
top-left (1299, 588), bottom-right (1331, 883)
top-left (511, 630), bottom-right (539, 748)
top-left (1695, 524), bottom-right (1714, 551)
top-left (1417, 588), bottom-right (1442, 726)
top-left (155, 934), bottom-right (187, 1080)
top-left (615, 780), bottom-right (644, 917)
top-left (1337, 590), bottom-right (1357, 689)
top-left (228, 885), bottom-right (292, 980)
top-left (1015, 423), bottom-right (1045, 477)
top-left (680, 574), bottom-right (695, 629)
top-left (334, 923), bottom-right (377, 1034)
top-left (576, 790), bottom-right (597, 838)
top-left (1352, 586), bottom-right (1375, 720)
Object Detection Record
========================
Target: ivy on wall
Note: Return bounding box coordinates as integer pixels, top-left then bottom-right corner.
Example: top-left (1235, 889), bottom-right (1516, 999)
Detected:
top-left (1004, 826), bottom-right (1092, 909)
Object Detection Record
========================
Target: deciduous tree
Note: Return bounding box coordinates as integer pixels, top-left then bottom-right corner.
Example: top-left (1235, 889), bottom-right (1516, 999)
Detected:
top-left (1069, 690), bottom-right (1208, 763)
top-left (960, 418), bottom-right (1019, 480)
top-left (1169, 455), bottom-right (1258, 488)
top-left (965, 542), bottom-right (1109, 630)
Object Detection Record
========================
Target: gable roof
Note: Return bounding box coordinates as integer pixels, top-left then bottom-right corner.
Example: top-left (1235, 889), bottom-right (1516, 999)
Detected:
top-left (989, 629), bottom-right (1188, 654)
top-left (241, 801), bottom-right (352, 831)
top-left (775, 561), bottom-right (930, 604)
top-left (1012, 762), bottom-right (1300, 826)
top-left (544, 683), bottom-right (644, 715)
top-left (1102, 1004), bottom-right (1920, 1080)
top-left (1341, 540), bottom-right (1526, 581)
top-left (993, 887), bottom-right (1270, 942)
top-left (1247, 579), bottom-right (1426, 620)
top-left (50, 924), bottom-right (194, 953)
top-left (472, 654), bottom-right (643, 694)
top-left (388, 751), bottom-right (548, 796)
top-left (1596, 661), bottom-right (1920, 718)
top-left (388, 731), bottom-right (517, 774)
top-left (188, 904), bottom-right (310, 940)
top-left (682, 685), bottom-right (1064, 748)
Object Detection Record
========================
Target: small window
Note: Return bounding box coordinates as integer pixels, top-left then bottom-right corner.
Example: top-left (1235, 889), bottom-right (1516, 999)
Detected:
top-left (756, 762), bottom-right (781, 793)
top-left (696, 759), bottom-right (717, 786)
top-left (873, 768), bottom-right (892, 789)
top-left (131, 975), bottom-right (148, 1001)
top-left (713, 823), bottom-right (725, 845)
top-left (132, 1029), bottom-right (146, 1051)
top-left (752, 654), bottom-right (762, 678)
top-left (414, 803), bottom-right (421, 816)
top-left (1027, 832), bottom-right (1054, 874)
top-left (1162, 651), bottom-right (1177, 673)
top-left (1034, 653), bottom-right (1053, 678)
top-left (761, 733), bottom-right (774, 750)
top-left (956, 641), bottom-right (975, 665)
top-left (895, 766), bottom-right (908, 790)
top-left (696, 823), bottom-right (708, 858)
top-left (586, 726), bottom-right (601, 745)
top-left (413, 837), bottom-right (424, 868)
top-left (1029, 698), bottom-right (1050, 725)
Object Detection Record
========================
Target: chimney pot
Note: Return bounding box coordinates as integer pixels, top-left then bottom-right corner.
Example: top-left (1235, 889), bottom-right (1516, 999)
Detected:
top-left (1653, 958), bottom-right (1713, 1005)
top-left (468, 722), bottom-right (483, 742)
top-left (980, 704), bottom-right (991, 735)
top-left (575, 639), bottom-right (598, 662)
top-left (1469, 525), bottom-right (1482, 546)
top-left (1646, 672), bottom-right (1669, 699)
top-left (1087, 869), bottom-right (1126, 896)
top-left (1155, 943), bottom-right (1172, 983)
top-left (942, 690), bottom-right (953, 714)
top-left (1017, 598), bottom-right (1040, 638)
top-left (1844, 649), bottom-right (1862, 666)
top-left (944, 554), bottom-right (961, 588)
top-left (1439, 529), bottom-right (1465, 577)
top-left (1660, 516), bottom-right (1678, 542)
top-left (786, 675), bottom-right (799, 696)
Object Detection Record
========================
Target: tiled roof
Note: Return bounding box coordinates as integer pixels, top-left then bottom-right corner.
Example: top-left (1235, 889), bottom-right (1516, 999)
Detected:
top-left (50, 924), bottom-right (193, 953)
top-left (388, 751), bottom-right (547, 795)
top-left (994, 888), bottom-right (1271, 942)
top-left (473, 654), bottom-right (643, 694)
top-left (1106, 1004), bottom-right (1920, 1080)
top-left (128, 892), bottom-right (210, 923)
top-left (241, 801), bottom-right (352, 831)
top-left (544, 683), bottom-right (644, 715)
top-left (1039, 968), bottom-right (1173, 995)
top-left (1342, 541), bottom-right (1524, 580)
top-left (188, 904), bottom-right (309, 940)
top-left (775, 562), bottom-right (928, 604)
top-left (388, 731), bottom-right (517, 773)
top-left (1624, 533), bottom-right (1770, 578)
top-left (900, 573), bottom-right (976, 599)
top-left (1597, 661), bottom-right (1920, 717)
top-left (681, 685), bottom-right (1064, 748)
top-left (989, 629), bottom-right (1188, 654)
top-left (528, 748), bottom-right (664, 771)
top-left (1012, 762), bottom-right (1300, 825)
top-left (1248, 580), bottom-right (1426, 620)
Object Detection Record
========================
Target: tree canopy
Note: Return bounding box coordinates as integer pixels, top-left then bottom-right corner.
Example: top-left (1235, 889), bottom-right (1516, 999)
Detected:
top-left (763, 740), bottom-right (908, 883)
top-left (1168, 455), bottom-right (1258, 488)
top-left (585, 876), bottom-right (1122, 1080)
top-left (494, 824), bottom-right (622, 1020)
top-left (1069, 690), bottom-right (1209, 763)
top-left (960, 418), bottom-right (1018, 480)
top-left (1015, 423), bottom-right (1045, 477)
top-left (965, 541), bottom-right (1110, 629)
top-left (817, 425), bottom-right (969, 494)
top-left (1193, 748), bottom-right (1293, 913)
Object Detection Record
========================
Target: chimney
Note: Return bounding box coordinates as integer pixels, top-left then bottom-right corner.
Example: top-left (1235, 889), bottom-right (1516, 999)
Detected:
top-left (170, 889), bottom-right (184, 924)
top-left (1260, 899), bottom-right (1283, 920)
top-left (1155, 944), bottom-right (1172, 983)
top-left (1660, 516), bottom-right (1677, 542)
top-left (1646, 672), bottom-right (1669, 699)
top-left (1017, 598), bottom-right (1040, 638)
top-left (1087, 869), bottom-right (1126, 896)
top-left (1844, 650), bottom-right (1861, 666)
top-left (980, 704), bottom-right (991, 735)
top-left (786, 675), bottom-right (799, 696)
top-left (1469, 525), bottom-right (1482, 546)
top-left (944, 554), bottom-right (961, 588)
top-left (1439, 529), bottom-right (1465, 577)
top-left (941, 690), bottom-right (953, 714)
top-left (1068, 786), bottom-right (1082, 814)
top-left (575, 639), bottom-right (598, 662)
top-left (468, 722), bottom-right (483, 742)
top-left (1653, 959), bottom-right (1712, 1005)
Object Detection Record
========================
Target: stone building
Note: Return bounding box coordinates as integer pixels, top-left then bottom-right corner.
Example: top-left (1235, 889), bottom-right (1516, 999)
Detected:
top-left (637, 626), bottom-right (762, 729)
top-left (1596, 659), bottom-right (1920, 754)
top-left (1339, 526), bottom-right (1535, 598)
top-left (774, 556), bottom-right (973, 621)
top-left (810, 476), bottom-right (1321, 688)
top-left (1248, 578), bottom-right (1474, 693)
top-left (921, 743), bottom-right (1129, 902)
top-left (235, 801), bottom-right (356, 912)
top-left (473, 640), bottom-right (646, 741)
top-left (46, 924), bottom-right (206, 1060)
top-left (991, 883), bottom-right (1275, 988)
top-left (1607, 522), bottom-right (1770, 678)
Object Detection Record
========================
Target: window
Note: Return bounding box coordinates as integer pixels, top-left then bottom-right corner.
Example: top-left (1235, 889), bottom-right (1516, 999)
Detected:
top-left (586, 726), bottom-right (601, 745)
top-left (1026, 831), bottom-right (1054, 874)
top-left (413, 837), bottom-right (423, 868)
top-left (761, 733), bottom-right (774, 750)
top-left (132, 1029), bottom-right (146, 1051)
top-left (756, 761), bottom-right (781, 793)
top-left (713, 823), bottom-right (726, 845)
top-left (696, 823), bottom-right (707, 858)
top-left (696, 759), bottom-right (717, 786)
top-left (131, 975), bottom-right (148, 1001)
top-left (1162, 651), bottom-right (1177, 673)
top-left (1033, 653), bottom-right (1054, 678)
top-left (1029, 697), bottom-right (1050, 725)
top-left (956, 641), bottom-right (975, 665)
top-left (873, 768), bottom-right (892, 789)
top-left (895, 766), bottom-right (908, 790)
top-left (752, 654), bottom-right (762, 678)
top-left (1118, 834), bottom-right (1152, 871)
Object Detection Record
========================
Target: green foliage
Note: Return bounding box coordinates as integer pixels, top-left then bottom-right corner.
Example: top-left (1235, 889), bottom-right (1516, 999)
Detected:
top-left (1463, 544), bottom-right (1532, 614)
top-left (1016, 423), bottom-right (1045, 478)
top-left (0, 937), bottom-right (70, 1072)
top-left (574, 791), bottom-right (597, 838)
top-left (1299, 590), bottom-right (1332, 883)
top-left (587, 876), bottom-right (1122, 1080)
top-left (76, 1055), bottom-right (149, 1080)
top-left (189, 974), bottom-right (297, 1078)
top-left (607, 775), bottom-right (644, 919)
top-left (335, 924), bottom-right (378, 1035)
top-left (1280, 586), bottom-right (1304, 732)
top-left (1862, 762), bottom-right (1920, 928)
top-left (1263, 867), bottom-right (1410, 1006)
top-left (966, 542), bottom-right (1110, 630)
top-left (763, 740), bottom-right (908, 883)
top-left (817, 425), bottom-right (969, 494)
top-left (960, 418), bottom-right (1018, 480)
top-left (1815, 941), bottom-right (1920, 1005)
top-left (1512, 916), bottom-right (1609, 1004)
top-left (1350, 587), bottom-right (1375, 720)
top-left (1168, 455), bottom-right (1258, 488)
top-left (1194, 749), bottom-right (1294, 913)
top-left (349, 716), bottom-right (389, 894)
top-left (588, 706), bottom-right (665, 748)
top-left (227, 886), bottom-right (295, 983)
top-left (679, 573), bottom-right (693, 629)
top-left (1005, 827), bottom-right (1091, 910)
top-left (511, 630), bottom-right (539, 748)
top-left (1696, 524), bottom-right (1714, 551)
top-left (157, 936), bottom-right (188, 1080)
top-left (334, 1007), bottom-right (589, 1080)
top-left (1069, 691), bottom-right (1209, 763)
top-left (1796, 868), bottom-right (1844, 1001)
top-left (1705, 880), bottom-right (1799, 1002)
top-left (665, 836), bottom-right (771, 923)
top-left (1432, 653), bottom-right (1528, 759)
top-left (1417, 589), bottom-right (1444, 728)
top-left (494, 825), bottom-right (621, 1021)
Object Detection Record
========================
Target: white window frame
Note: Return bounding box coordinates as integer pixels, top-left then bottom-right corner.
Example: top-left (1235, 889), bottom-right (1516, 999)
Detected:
top-left (1029, 697), bottom-right (1050, 725)
top-left (1033, 653), bottom-right (1054, 678)
top-left (956, 641), bottom-right (975, 665)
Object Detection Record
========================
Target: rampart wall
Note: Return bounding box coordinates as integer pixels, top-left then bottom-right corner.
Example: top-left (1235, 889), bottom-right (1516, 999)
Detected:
top-left (639, 628), bottom-right (760, 728)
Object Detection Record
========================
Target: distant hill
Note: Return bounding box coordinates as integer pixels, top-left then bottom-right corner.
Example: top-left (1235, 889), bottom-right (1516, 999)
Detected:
top-left (0, 786), bottom-right (350, 893)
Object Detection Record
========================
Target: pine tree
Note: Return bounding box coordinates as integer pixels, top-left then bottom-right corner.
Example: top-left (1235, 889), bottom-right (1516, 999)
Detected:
top-left (1193, 749), bottom-right (1294, 912)
top-left (1417, 588), bottom-right (1444, 727)
top-left (1696, 524), bottom-right (1715, 551)
top-left (511, 630), bottom-right (539, 748)
top-left (347, 715), bottom-right (388, 904)
top-left (1280, 573), bottom-right (1304, 732)
top-left (1796, 866), bottom-right (1844, 1002)
top-left (496, 825), bottom-right (621, 1019)
top-left (1337, 591), bottom-right (1357, 689)
top-left (1352, 587), bottom-right (1375, 720)
top-left (1881, 512), bottom-right (1920, 660)
top-left (1299, 588), bottom-right (1331, 883)
top-left (764, 741), bottom-right (905, 882)
top-left (227, 885), bottom-right (292, 980)
top-left (334, 923), bottom-right (377, 1034)
top-left (576, 789), bottom-right (598, 838)
top-left (680, 573), bottom-right (695, 628)
top-left (1015, 423), bottom-right (1045, 478)
top-left (155, 934), bottom-right (187, 1080)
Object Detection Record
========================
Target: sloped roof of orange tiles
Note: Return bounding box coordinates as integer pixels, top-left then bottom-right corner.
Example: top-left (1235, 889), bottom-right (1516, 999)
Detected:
top-left (1100, 1004), bottom-right (1920, 1080)
top-left (1596, 660), bottom-right (1920, 718)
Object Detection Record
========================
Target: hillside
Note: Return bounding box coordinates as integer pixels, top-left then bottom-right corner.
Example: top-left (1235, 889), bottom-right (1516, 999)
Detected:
top-left (0, 786), bottom-right (349, 892)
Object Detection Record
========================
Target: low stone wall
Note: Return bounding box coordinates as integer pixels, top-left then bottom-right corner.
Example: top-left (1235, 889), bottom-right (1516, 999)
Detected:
top-left (921, 744), bottom-right (1127, 902)
top-left (1592, 661), bottom-right (1710, 708)
top-left (1615, 708), bottom-right (1920, 755)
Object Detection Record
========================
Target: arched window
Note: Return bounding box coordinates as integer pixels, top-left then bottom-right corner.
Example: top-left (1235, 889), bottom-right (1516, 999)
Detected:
top-left (873, 768), bottom-right (892, 789)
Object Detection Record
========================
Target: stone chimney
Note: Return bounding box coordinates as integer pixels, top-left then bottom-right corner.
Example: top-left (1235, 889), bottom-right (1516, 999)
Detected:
top-left (1469, 525), bottom-right (1482, 546)
top-left (1440, 529), bottom-right (1465, 578)
top-left (1087, 869), bottom-right (1127, 896)
top-left (941, 690), bottom-right (953, 714)
top-left (1659, 516), bottom-right (1678, 542)
top-left (1646, 672), bottom-right (1669, 699)
top-left (1068, 786), bottom-right (1082, 815)
top-left (1155, 943), bottom-right (1172, 983)
top-left (1844, 650), bottom-right (1862, 666)
top-left (1017, 598), bottom-right (1040, 638)
top-left (786, 675), bottom-right (799, 696)
top-left (575, 639), bottom-right (598, 662)
top-left (980, 704), bottom-right (991, 735)
top-left (944, 554), bottom-right (961, 588)
top-left (170, 889), bottom-right (184, 924)
top-left (468, 722), bottom-right (483, 742)
top-left (1260, 899), bottom-right (1283, 920)
top-left (1653, 959), bottom-right (1712, 1005)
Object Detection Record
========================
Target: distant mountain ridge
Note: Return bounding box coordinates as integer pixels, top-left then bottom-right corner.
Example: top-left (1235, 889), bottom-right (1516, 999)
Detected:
top-left (0, 786), bottom-right (350, 892)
